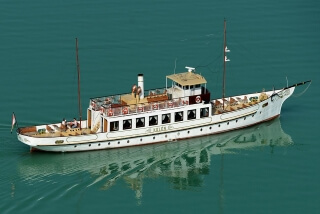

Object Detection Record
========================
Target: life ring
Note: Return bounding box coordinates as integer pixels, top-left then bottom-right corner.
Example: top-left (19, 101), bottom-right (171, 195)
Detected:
top-left (108, 109), bottom-right (113, 116)
top-left (195, 96), bottom-right (201, 103)
top-left (138, 106), bottom-right (144, 112)
top-left (153, 103), bottom-right (158, 110)
top-left (168, 101), bottom-right (173, 108)
top-left (122, 107), bottom-right (128, 114)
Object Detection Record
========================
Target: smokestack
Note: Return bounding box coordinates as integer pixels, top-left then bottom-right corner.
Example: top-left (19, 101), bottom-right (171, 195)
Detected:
top-left (138, 74), bottom-right (144, 99)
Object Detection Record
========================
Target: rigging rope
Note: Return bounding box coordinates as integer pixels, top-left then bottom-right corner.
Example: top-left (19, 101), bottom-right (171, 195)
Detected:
top-left (292, 81), bottom-right (312, 98)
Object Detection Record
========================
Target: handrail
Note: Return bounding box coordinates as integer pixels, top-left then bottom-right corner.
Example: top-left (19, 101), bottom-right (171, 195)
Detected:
top-left (91, 91), bottom-right (210, 117)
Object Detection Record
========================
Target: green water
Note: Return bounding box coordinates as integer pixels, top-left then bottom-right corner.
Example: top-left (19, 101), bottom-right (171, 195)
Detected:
top-left (0, 0), bottom-right (319, 213)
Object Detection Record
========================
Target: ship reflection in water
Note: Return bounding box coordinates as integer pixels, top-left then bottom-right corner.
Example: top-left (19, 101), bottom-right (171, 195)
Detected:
top-left (19, 118), bottom-right (292, 201)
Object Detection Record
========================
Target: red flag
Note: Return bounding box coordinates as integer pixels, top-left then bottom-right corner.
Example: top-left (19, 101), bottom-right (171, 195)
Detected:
top-left (11, 113), bottom-right (16, 133)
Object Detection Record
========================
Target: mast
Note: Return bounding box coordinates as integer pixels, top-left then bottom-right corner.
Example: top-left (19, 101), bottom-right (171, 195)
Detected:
top-left (76, 38), bottom-right (82, 130)
top-left (222, 19), bottom-right (230, 109)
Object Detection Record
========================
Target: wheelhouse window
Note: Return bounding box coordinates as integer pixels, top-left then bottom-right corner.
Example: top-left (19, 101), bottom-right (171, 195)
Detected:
top-left (187, 109), bottom-right (196, 120)
top-left (162, 113), bottom-right (171, 124)
top-left (174, 111), bottom-right (183, 122)
top-left (110, 121), bottom-right (119, 131)
top-left (175, 83), bottom-right (182, 88)
top-left (123, 119), bottom-right (132, 130)
top-left (200, 107), bottom-right (209, 118)
top-left (149, 115), bottom-right (158, 126)
top-left (136, 117), bottom-right (145, 128)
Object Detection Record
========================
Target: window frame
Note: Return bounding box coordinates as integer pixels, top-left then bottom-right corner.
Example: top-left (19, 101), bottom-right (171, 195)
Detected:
top-left (149, 115), bottom-right (158, 126)
top-left (174, 111), bottom-right (184, 122)
top-left (187, 109), bottom-right (196, 120)
top-left (200, 107), bottom-right (209, 118)
top-left (110, 121), bottom-right (119, 132)
top-left (123, 119), bottom-right (132, 130)
top-left (136, 117), bottom-right (145, 128)
top-left (162, 113), bottom-right (171, 124)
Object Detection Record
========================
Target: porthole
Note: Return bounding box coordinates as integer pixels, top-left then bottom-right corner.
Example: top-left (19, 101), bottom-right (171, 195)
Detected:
top-left (244, 117), bottom-right (246, 120)
top-left (188, 131), bottom-right (190, 134)
top-left (236, 120), bottom-right (238, 123)
top-left (74, 145), bottom-right (77, 148)
top-left (252, 114), bottom-right (254, 117)
top-left (227, 122), bottom-right (229, 125)
top-left (260, 111), bottom-right (262, 114)
top-left (218, 124), bottom-right (221, 127)
top-left (165, 134), bottom-right (167, 138)
top-left (153, 136), bottom-right (155, 140)
top-left (140, 138), bottom-right (142, 142)
top-left (89, 144), bottom-right (91, 147)
top-left (108, 142), bottom-right (110, 145)
top-left (200, 128), bottom-right (203, 131)
top-left (127, 140), bottom-right (129, 143)
top-left (98, 143), bottom-right (101, 146)
top-left (118, 141), bottom-right (120, 144)
top-left (209, 127), bottom-right (212, 130)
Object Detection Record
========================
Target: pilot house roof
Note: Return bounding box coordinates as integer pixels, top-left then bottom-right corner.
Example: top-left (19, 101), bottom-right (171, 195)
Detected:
top-left (166, 71), bottom-right (207, 86)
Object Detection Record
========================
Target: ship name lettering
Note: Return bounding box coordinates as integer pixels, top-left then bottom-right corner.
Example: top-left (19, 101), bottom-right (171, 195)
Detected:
top-left (153, 126), bottom-right (167, 132)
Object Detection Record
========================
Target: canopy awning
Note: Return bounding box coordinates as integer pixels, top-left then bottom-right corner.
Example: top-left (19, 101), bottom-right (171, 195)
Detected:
top-left (166, 71), bottom-right (207, 86)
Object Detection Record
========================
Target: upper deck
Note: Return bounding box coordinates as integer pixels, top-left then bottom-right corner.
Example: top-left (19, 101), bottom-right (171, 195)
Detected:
top-left (89, 86), bottom-right (211, 117)
top-left (89, 69), bottom-right (210, 117)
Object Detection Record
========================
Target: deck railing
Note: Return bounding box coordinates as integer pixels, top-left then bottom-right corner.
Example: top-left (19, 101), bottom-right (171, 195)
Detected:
top-left (89, 87), bottom-right (210, 117)
top-left (99, 97), bottom-right (190, 117)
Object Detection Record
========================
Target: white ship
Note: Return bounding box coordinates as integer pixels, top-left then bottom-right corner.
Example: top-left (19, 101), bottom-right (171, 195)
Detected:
top-left (16, 21), bottom-right (310, 152)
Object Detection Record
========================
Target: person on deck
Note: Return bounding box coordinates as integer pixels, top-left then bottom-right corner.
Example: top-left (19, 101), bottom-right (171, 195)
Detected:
top-left (70, 118), bottom-right (78, 128)
top-left (61, 118), bottom-right (67, 130)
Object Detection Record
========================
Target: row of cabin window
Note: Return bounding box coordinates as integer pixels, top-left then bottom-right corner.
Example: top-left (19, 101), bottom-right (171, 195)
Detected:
top-left (110, 107), bottom-right (209, 132)
top-left (175, 83), bottom-right (201, 90)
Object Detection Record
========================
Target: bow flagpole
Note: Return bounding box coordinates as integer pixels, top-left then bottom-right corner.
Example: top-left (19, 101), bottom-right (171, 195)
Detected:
top-left (11, 112), bottom-right (18, 134)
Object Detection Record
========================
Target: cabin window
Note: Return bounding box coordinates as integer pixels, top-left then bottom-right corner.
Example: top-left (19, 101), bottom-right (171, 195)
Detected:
top-left (174, 111), bottom-right (183, 122)
top-left (162, 113), bottom-right (171, 124)
top-left (183, 85), bottom-right (189, 90)
top-left (187, 109), bottom-right (196, 120)
top-left (123, 119), bottom-right (132, 130)
top-left (175, 83), bottom-right (182, 88)
top-left (149, 115), bottom-right (158, 126)
top-left (200, 107), bottom-right (209, 118)
top-left (190, 85), bottom-right (194, 89)
top-left (195, 84), bottom-right (201, 88)
top-left (110, 121), bottom-right (119, 131)
top-left (136, 117), bottom-right (145, 128)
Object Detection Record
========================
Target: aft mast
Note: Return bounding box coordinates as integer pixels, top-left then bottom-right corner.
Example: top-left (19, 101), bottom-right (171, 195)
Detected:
top-left (75, 38), bottom-right (82, 130)
top-left (222, 19), bottom-right (230, 109)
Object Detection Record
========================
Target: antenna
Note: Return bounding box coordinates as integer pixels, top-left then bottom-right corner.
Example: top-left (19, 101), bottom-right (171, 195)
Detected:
top-left (185, 66), bottom-right (195, 72)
